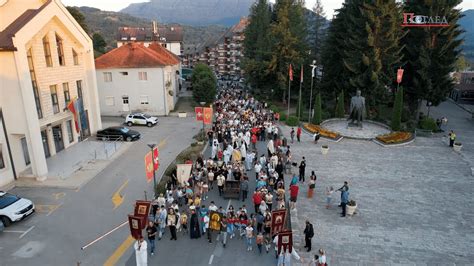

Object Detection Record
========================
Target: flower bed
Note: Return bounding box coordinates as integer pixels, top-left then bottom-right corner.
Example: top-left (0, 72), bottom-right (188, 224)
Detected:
top-left (303, 123), bottom-right (342, 141)
top-left (375, 131), bottom-right (413, 144)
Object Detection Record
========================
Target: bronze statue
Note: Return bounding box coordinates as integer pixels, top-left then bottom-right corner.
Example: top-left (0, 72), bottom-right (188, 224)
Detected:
top-left (348, 90), bottom-right (365, 127)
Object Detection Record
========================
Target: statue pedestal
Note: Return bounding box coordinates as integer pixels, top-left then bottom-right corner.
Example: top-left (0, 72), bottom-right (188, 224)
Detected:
top-left (347, 123), bottom-right (363, 130)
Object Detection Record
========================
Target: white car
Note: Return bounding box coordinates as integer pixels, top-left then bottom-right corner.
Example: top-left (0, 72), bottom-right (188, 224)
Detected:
top-left (125, 113), bottom-right (158, 127)
top-left (0, 191), bottom-right (35, 227)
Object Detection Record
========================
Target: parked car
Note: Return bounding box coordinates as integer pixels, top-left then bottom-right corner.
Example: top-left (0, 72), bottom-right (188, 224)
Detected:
top-left (0, 191), bottom-right (35, 227)
top-left (0, 219), bottom-right (4, 232)
top-left (96, 127), bottom-right (140, 142)
top-left (125, 113), bottom-right (158, 127)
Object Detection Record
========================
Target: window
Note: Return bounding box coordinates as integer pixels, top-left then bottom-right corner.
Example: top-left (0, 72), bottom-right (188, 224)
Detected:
top-left (72, 49), bottom-right (79, 65)
top-left (76, 80), bottom-right (83, 99)
top-left (0, 145), bottom-right (5, 169)
top-left (103, 72), bottom-right (112, 82)
top-left (105, 96), bottom-right (115, 106)
top-left (56, 34), bottom-right (65, 66)
top-left (139, 72), bottom-right (147, 81)
top-left (27, 48), bottom-right (43, 119)
top-left (50, 85), bottom-right (59, 114)
top-left (122, 96), bottom-right (129, 104)
top-left (120, 72), bottom-right (128, 76)
top-left (140, 95), bottom-right (149, 105)
top-left (63, 82), bottom-right (70, 106)
top-left (43, 35), bottom-right (53, 67)
top-left (21, 137), bottom-right (30, 166)
top-left (162, 43), bottom-right (167, 48)
top-left (66, 120), bottom-right (74, 143)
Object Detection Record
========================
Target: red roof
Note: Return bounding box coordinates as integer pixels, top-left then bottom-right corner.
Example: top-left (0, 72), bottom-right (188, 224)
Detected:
top-left (95, 42), bottom-right (179, 69)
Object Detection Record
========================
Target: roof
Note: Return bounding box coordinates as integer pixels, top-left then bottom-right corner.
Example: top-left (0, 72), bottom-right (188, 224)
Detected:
top-left (147, 42), bottom-right (180, 64)
top-left (117, 25), bottom-right (183, 43)
top-left (95, 42), bottom-right (179, 69)
top-left (231, 17), bottom-right (249, 33)
top-left (455, 83), bottom-right (474, 92)
top-left (0, 0), bottom-right (51, 51)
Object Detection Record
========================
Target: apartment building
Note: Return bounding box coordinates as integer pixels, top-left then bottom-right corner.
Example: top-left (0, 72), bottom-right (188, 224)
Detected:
top-left (0, 0), bottom-right (102, 186)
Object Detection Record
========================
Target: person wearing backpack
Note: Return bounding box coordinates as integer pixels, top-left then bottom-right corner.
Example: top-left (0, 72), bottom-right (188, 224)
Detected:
top-left (303, 220), bottom-right (314, 252)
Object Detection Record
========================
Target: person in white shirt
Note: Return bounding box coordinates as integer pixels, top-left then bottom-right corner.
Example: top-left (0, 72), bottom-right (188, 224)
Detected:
top-left (208, 201), bottom-right (218, 212)
top-left (134, 236), bottom-right (148, 266)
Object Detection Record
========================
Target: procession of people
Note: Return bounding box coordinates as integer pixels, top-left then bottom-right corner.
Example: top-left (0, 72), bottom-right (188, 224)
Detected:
top-left (136, 87), bottom-right (339, 266)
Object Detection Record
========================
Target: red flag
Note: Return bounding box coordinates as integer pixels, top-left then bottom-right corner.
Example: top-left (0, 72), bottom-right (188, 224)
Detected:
top-left (144, 152), bottom-right (153, 182)
top-left (397, 68), bottom-right (404, 83)
top-left (195, 107), bottom-right (203, 121)
top-left (203, 107), bottom-right (213, 125)
top-left (153, 147), bottom-right (159, 171)
top-left (300, 64), bottom-right (303, 83)
top-left (67, 99), bottom-right (80, 133)
top-left (289, 64), bottom-right (293, 81)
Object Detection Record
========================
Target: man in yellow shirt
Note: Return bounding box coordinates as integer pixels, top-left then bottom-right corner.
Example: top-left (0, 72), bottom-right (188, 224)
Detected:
top-left (449, 130), bottom-right (456, 147)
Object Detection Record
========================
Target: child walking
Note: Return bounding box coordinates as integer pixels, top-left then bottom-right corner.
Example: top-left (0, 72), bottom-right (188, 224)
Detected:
top-left (326, 186), bottom-right (334, 209)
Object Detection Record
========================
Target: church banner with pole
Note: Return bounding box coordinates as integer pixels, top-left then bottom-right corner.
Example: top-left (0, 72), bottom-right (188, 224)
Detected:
top-left (271, 209), bottom-right (287, 236)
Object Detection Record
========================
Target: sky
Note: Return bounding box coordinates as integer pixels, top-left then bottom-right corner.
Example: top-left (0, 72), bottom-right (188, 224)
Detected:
top-left (61, 0), bottom-right (474, 19)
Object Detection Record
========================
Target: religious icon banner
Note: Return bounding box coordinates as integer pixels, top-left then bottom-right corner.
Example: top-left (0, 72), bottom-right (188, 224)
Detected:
top-left (209, 211), bottom-right (223, 231)
top-left (134, 200), bottom-right (151, 223)
top-left (271, 209), bottom-right (286, 236)
top-left (128, 214), bottom-right (144, 239)
top-left (277, 230), bottom-right (293, 255)
top-left (177, 164), bottom-right (193, 186)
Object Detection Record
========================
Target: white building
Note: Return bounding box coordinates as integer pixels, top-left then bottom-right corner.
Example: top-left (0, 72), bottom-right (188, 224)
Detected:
top-left (95, 42), bottom-right (181, 116)
top-left (116, 23), bottom-right (184, 56)
top-left (0, 0), bottom-right (102, 186)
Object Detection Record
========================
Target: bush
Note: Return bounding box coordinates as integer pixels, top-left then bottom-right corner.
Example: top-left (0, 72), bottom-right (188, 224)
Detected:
top-left (279, 113), bottom-right (287, 122)
top-left (335, 91), bottom-right (345, 118)
top-left (312, 93), bottom-right (322, 125)
top-left (419, 117), bottom-right (438, 131)
top-left (286, 116), bottom-right (299, 126)
top-left (193, 129), bottom-right (207, 142)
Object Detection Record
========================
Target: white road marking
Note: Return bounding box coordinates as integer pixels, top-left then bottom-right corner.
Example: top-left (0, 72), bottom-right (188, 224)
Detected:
top-left (226, 199), bottom-right (232, 210)
top-left (46, 203), bottom-right (62, 216)
top-left (3, 230), bottom-right (26, 233)
top-left (19, 226), bottom-right (35, 239)
top-left (208, 254), bottom-right (214, 265)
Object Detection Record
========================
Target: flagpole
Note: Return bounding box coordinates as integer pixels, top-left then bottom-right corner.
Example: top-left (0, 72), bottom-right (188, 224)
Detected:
top-left (298, 64), bottom-right (303, 120)
top-left (287, 69), bottom-right (291, 118)
top-left (309, 61), bottom-right (316, 123)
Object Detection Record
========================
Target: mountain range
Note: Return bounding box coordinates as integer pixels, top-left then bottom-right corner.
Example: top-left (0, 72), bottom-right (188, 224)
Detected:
top-left (460, 9), bottom-right (474, 64)
top-left (121, 0), bottom-right (255, 26)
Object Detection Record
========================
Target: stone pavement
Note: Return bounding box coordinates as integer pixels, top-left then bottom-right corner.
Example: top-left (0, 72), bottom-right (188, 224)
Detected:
top-left (280, 105), bottom-right (474, 265)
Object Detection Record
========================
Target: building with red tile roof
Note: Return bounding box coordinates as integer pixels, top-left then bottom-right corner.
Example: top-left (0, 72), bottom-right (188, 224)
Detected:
top-left (95, 42), bottom-right (181, 117)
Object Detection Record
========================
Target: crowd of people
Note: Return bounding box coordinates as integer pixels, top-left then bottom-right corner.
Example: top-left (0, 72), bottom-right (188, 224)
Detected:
top-left (136, 88), bottom-right (337, 266)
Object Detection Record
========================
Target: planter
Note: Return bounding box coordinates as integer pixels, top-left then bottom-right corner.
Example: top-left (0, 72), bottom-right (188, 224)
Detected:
top-left (346, 204), bottom-right (357, 216)
top-left (321, 145), bottom-right (329, 155)
top-left (178, 112), bottom-right (187, 118)
top-left (453, 142), bottom-right (463, 152)
top-left (197, 141), bottom-right (205, 145)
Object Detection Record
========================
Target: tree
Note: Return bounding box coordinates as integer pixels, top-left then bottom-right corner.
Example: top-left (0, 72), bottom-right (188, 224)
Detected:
top-left (66, 6), bottom-right (89, 33)
top-left (192, 64), bottom-right (217, 104)
top-left (242, 0), bottom-right (273, 94)
top-left (92, 33), bottom-right (106, 54)
top-left (391, 87), bottom-right (403, 131)
top-left (402, 1), bottom-right (464, 116)
top-left (311, 0), bottom-right (326, 62)
top-left (268, 0), bottom-right (308, 102)
top-left (312, 93), bottom-right (322, 125)
top-left (335, 91), bottom-right (345, 118)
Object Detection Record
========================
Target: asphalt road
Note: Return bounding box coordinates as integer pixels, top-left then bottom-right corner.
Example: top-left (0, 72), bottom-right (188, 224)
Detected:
top-left (0, 117), bottom-right (201, 266)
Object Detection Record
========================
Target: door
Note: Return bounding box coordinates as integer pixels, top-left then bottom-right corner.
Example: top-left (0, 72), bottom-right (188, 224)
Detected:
top-left (20, 137), bottom-right (30, 166)
top-left (133, 115), bottom-right (146, 125)
top-left (122, 96), bottom-right (130, 112)
top-left (52, 126), bottom-right (64, 153)
top-left (41, 130), bottom-right (50, 158)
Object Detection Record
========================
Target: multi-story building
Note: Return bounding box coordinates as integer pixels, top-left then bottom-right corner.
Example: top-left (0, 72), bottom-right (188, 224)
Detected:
top-left (182, 17), bottom-right (248, 77)
top-left (95, 42), bottom-right (181, 116)
top-left (0, 0), bottom-right (102, 186)
top-left (116, 22), bottom-right (184, 57)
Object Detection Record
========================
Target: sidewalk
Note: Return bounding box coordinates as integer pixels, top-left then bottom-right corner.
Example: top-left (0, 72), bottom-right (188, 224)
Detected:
top-left (8, 139), bottom-right (132, 190)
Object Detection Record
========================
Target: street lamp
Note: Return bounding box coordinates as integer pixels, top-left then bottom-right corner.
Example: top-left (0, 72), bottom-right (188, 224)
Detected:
top-left (309, 60), bottom-right (317, 122)
top-left (147, 143), bottom-right (157, 198)
top-left (200, 101), bottom-right (206, 133)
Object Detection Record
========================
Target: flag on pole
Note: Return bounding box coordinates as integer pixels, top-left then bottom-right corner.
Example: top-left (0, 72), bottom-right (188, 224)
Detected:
top-left (289, 64), bottom-right (293, 81)
top-left (195, 107), bottom-right (203, 121)
top-left (144, 152), bottom-right (153, 182)
top-left (397, 68), bottom-right (404, 84)
top-left (300, 64), bottom-right (304, 83)
top-left (67, 98), bottom-right (80, 133)
top-left (203, 107), bottom-right (213, 125)
top-left (153, 147), bottom-right (159, 171)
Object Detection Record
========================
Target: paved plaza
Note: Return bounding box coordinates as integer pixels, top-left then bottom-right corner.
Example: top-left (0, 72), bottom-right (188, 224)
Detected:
top-left (285, 101), bottom-right (474, 265)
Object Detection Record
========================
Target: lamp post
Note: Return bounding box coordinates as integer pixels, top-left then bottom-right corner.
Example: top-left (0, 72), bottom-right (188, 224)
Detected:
top-left (200, 101), bottom-right (206, 133)
top-left (147, 143), bottom-right (157, 198)
top-left (309, 60), bottom-right (317, 122)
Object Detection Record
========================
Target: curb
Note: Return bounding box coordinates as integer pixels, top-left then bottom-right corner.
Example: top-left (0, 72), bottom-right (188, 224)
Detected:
top-left (447, 98), bottom-right (474, 115)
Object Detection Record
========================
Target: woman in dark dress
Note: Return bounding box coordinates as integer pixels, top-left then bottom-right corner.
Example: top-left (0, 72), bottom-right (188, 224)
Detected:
top-left (190, 210), bottom-right (201, 239)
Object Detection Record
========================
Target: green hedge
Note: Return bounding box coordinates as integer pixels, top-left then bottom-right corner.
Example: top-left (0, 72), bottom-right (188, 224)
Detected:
top-left (419, 117), bottom-right (438, 131)
top-left (286, 116), bottom-right (299, 126)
